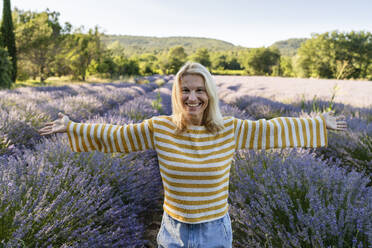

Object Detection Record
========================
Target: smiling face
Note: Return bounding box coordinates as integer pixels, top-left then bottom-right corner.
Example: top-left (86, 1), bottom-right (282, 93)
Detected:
top-left (181, 74), bottom-right (209, 125)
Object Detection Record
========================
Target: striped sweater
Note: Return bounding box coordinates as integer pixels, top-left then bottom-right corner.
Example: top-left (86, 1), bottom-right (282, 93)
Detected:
top-left (67, 115), bottom-right (327, 224)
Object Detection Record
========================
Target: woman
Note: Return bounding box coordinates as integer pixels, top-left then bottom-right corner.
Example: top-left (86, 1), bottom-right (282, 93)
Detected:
top-left (39, 62), bottom-right (347, 247)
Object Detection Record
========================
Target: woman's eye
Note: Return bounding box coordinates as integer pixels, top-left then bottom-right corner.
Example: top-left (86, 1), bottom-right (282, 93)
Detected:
top-left (182, 89), bottom-right (189, 93)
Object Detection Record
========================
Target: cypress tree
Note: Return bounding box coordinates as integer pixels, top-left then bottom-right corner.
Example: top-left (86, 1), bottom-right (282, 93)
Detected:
top-left (0, 47), bottom-right (12, 88)
top-left (1, 0), bottom-right (17, 85)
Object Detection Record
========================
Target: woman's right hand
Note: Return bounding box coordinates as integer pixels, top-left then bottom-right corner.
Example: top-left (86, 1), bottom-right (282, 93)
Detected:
top-left (39, 112), bottom-right (70, 136)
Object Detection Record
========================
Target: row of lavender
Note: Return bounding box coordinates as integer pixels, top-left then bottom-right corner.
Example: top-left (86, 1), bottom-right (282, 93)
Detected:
top-left (0, 80), bottom-right (371, 247)
top-left (225, 89), bottom-right (372, 247)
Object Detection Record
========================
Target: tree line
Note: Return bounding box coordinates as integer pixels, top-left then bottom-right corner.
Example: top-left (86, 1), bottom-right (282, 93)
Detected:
top-left (1, 5), bottom-right (371, 88)
top-left (101, 35), bottom-right (239, 56)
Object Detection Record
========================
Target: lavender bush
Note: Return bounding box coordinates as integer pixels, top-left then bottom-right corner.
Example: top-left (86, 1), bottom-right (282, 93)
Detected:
top-left (231, 94), bottom-right (372, 179)
top-left (0, 101), bottom-right (46, 154)
top-left (230, 149), bottom-right (372, 247)
top-left (108, 96), bottom-right (160, 121)
top-left (297, 102), bottom-right (372, 179)
top-left (0, 76), bottom-right (371, 247)
top-left (0, 135), bottom-right (162, 247)
top-left (0, 82), bottom-right (159, 154)
top-left (233, 96), bottom-right (300, 119)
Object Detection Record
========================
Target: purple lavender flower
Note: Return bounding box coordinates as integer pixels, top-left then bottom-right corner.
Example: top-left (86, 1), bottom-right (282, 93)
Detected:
top-left (230, 149), bottom-right (372, 247)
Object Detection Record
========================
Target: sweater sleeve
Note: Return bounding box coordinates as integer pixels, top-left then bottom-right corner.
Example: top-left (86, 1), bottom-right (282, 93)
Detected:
top-left (233, 115), bottom-right (327, 150)
top-left (66, 118), bottom-right (155, 153)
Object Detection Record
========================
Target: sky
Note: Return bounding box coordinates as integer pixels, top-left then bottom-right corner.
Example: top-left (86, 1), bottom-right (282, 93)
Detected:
top-left (2, 0), bottom-right (372, 47)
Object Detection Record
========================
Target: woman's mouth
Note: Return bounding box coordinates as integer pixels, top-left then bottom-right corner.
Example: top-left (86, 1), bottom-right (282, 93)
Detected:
top-left (186, 103), bottom-right (202, 107)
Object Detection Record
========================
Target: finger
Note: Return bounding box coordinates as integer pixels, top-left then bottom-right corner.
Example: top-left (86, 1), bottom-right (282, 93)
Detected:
top-left (38, 126), bottom-right (51, 132)
top-left (46, 118), bottom-right (61, 125)
top-left (337, 123), bottom-right (348, 127)
top-left (336, 120), bottom-right (347, 124)
top-left (44, 122), bottom-right (55, 127)
top-left (39, 130), bottom-right (51, 136)
top-left (337, 123), bottom-right (347, 127)
top-left (333, 127), bottom-right (344, 131)
top-left (39, 130), bottom-right (50, 136)
top-left (40, 127), bottom-right (58, 135)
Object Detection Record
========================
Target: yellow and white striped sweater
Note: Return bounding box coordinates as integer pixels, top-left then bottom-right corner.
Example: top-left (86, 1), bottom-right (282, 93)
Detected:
top-left (67, 115), bottom-right (327, 224)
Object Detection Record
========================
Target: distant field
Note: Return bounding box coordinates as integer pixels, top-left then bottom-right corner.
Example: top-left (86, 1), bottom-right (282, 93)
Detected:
top-left (213, 75), bottom-right (372, 108)
top-left (139, 74), bottom-right (372, 108)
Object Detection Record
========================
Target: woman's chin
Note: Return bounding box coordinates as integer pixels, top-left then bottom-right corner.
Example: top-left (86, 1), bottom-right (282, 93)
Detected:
top-left (183, 113), bottom-right (203, 124)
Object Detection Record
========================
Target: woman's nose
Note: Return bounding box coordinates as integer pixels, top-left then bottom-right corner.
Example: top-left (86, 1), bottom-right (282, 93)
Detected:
top-left (189, 91), bottom-right (197, 101)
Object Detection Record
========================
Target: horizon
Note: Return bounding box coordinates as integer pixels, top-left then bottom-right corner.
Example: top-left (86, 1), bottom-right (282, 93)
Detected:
top-left (1, 0), bottom-right (372, 47)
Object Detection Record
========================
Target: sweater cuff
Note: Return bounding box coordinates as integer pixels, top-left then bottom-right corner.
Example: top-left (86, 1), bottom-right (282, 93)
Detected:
top-left (66, 121), bottom-right (78, 152)
top-left (319, 114), bottom-right (328, 147)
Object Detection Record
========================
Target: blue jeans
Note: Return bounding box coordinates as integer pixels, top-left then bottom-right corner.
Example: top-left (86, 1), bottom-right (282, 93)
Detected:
top-left (157, 211), bottom-right (233, 248)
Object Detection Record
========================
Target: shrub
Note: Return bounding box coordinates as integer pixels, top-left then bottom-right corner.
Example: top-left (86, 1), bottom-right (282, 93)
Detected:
top-left (0, 47), bottom-right (12, 88)
top-left (0, 135), bottom-right (163, 247)
top-left (230, 149), bottom-right (372, 247)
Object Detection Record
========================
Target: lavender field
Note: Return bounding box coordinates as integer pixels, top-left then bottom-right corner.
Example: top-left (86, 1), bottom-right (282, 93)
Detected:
top-left (0, 75), bottom-right (371, 247)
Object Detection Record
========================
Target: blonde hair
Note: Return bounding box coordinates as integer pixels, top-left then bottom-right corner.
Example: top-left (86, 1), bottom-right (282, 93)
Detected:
top-left (172, 62), bottom-right (224, 134)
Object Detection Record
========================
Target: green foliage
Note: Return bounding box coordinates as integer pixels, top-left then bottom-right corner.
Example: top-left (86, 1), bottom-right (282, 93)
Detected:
top-left (164, 46), bottom-right (187, 74)
top-left (210, 51), bottom-right (244, 70)
top-left (0, 47), bottom-right (12, 88)
top-left (138, 53), bottom-right (158, 75)
top-left (10, 7), bottom-right (372, 81)
top-left (123, 58), bottom-right (140, 76)
top-left (211, 54), bottom-right (228, 70)
top-left (211, 69), bottom-right (245, 75)
top-left (270, 38), bottom-right (307, 57)
top-left (227, 57), bottom-right (243, 70)
top-left (101, 35), bottom-right (241, 56)
top-left (327, 84), bottom-right (340, 112)
top-left (65, 28), bottom-right (102, 81)
top-left (189, 48), bottom-right (211, 68)
top-left (300, 84), bottom-right (339, 113)
top-left (0, 0), bottom-right (17, 83)
top-left (112, 55), bottom-right (139, 77)
top-left (151, 90), bottom-right (163, 113)
top-left (296, 31), bottom-right (372, 79)
top-left (279, 56), bottom-right (295, 77)
top-left (14, 9), bottom-right (65, 82)
top-left (242, 47), bottom-right (280, 75)
top-left (106, 40), bottom-right (125, 55)
top-left (87, 51), bottom-right (117, 78)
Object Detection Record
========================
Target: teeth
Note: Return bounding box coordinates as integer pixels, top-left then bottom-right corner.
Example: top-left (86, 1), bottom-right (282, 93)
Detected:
top-left (187, 103), bottom-right (200, 107)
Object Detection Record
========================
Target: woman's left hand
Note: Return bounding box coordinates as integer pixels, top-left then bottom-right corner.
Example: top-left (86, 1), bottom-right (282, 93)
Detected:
top-left (323, 111), bottom-right (347, 131)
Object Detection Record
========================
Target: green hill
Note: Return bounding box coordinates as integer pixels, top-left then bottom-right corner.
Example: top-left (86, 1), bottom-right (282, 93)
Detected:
top-left (270, 38), bottom-right (308, 56)
top-left (101, 35), bottom-right (246, 55)
top-left (101, 35), bottom-right (309, 57)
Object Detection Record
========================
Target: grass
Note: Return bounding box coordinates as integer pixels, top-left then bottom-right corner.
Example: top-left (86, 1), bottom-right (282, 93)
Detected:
top-left (10, 75), bottom-right (137, 89)
top-left (212, 69), bottom-right (246, 75)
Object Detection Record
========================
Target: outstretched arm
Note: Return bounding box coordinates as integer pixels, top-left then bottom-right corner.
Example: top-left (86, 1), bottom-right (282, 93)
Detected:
top-left (234, 111), bottom-right (346, 150)
top-left (39, 113), bottom-right (155, 153)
